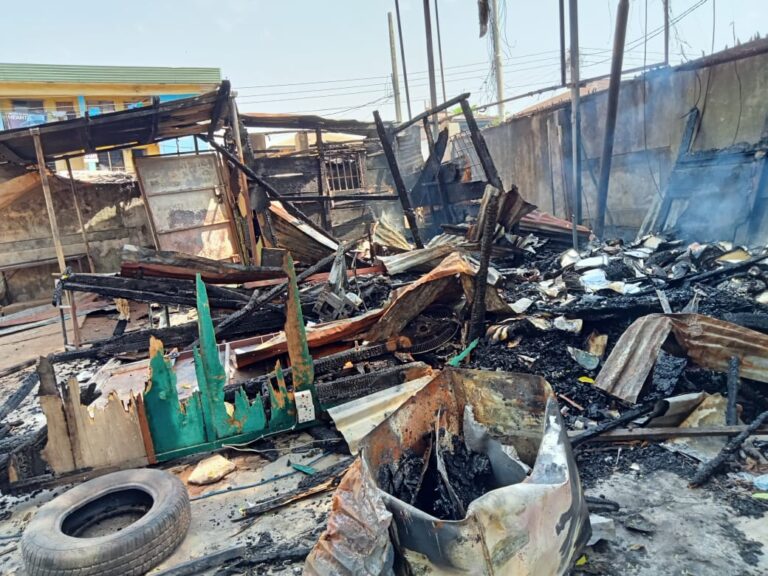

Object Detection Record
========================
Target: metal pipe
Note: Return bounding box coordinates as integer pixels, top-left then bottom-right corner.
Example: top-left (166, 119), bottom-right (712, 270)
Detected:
top-left (559, 0), bottom-right (567, 86)
top-left (663, 0), bottom-right (670, 66)
top-left (394, 0), bottom-right (413, 119)
top-left (568, 0), bottom-right (583, 228)
top-left (594, 0), bottom-right (629, 239)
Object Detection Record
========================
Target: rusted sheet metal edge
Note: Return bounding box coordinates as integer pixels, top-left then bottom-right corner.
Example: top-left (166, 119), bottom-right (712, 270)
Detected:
top-left (596, 313), bottom-right (768, 403)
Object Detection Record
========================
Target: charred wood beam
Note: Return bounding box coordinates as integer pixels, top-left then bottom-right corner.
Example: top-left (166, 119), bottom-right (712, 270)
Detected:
top-left (236, 458), bottom-right (352, 520)
top-left (0, 372), bottom-right (39, 423)
top-left (0, 359), bottom-right (36, 380)
top-left (0, 141), bottom-right (26, 164)
top-left (726, 356), bottom-right (740, 426)
top-left (199, 134), bottom-right (332, 242)
top-left (420, 121), bottom-right (453, 222)
top-left (461, 98), bottom-right (504, 341)
top-left (392, 92), bottom-right (469, 135)
top-left (373, 110), bottom-right (424, 248)
top-left (574, 424), bottom-right (768, 442)
top-left (120, 245), bottom-right (283, 284)
top-left (52, 308), bottom-right (286, 363)
top-left (144, 96), bottom-right (161, 144)
top-left (570, 401), bottom-right (664, 448)
top-left (207, 80), bottom-right (231, 139)
top-left (690, 408), bottom-right (768, 487)
top-left (213, 247), bottom-right (340, 339)
top-left (59, 273), bottom-right (250, 310)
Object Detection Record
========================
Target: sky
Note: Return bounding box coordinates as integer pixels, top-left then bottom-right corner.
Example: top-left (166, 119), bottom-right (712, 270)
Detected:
top-left (1, 0), bottom-right (766, 121)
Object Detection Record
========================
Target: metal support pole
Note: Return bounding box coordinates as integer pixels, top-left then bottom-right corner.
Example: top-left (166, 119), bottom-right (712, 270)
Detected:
top-left (663, 0), bottom-right (670, 66)
top-left (594, 0), bottom-right (629, 239)
top-left (434, 0), bottom-right (448, 102)
top-left (388, 12), bottom-right (404, 123)
top-left (315, 127), bottom-right (332, 232)
top-left (373, 110), bottom-right (424, 248)
top-left (32, 128), bottom-right (81, 348)
top-left (394, 0), bottom-right (413, 120)
top-left (559, 0), bottom-right (567, 86)
top-left (422, 0), bottom-right (439, 135)
top-left (568, 0), bottom-right (583, 230)
top-left (490, 0), bottom-right (505, 120)
top-left (65, 158), bottom-right (95, 273)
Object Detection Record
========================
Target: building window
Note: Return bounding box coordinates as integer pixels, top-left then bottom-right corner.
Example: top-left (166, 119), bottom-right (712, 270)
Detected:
top-left (53, 101), bottom-right (78, 122)
top-left (96, 150), bottom-right (125, 171)
top-left (326, 154), bottom-right (364, 192)
top-left (4, 99), bottom-right (45, 129)
top-left (86, 100), bottom-right (116, 116)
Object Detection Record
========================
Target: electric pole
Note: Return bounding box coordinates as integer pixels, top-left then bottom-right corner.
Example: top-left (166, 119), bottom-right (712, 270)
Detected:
top-left (388, 12), bottom-right (403, 123)
top-left (569, 0), bottom-right (582, 227)
top-left (490, 0), bottom-right (505, 120)
top-left (422, 0), bottom-right (438, 114)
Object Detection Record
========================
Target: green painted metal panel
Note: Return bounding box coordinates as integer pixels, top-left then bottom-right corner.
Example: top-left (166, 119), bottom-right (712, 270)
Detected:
top-left (0, 62), bottom-right (221, 85)
top-left (269, 361), bottom-right (296, 432)
top-left (145, 341), bottom-right (206, 455)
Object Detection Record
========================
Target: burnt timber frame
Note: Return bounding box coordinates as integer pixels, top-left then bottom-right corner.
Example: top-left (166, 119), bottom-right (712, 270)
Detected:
top-left (373, 110), bottom-right (424, 248)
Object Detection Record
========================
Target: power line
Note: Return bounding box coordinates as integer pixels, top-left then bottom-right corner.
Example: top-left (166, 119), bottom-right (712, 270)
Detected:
top-left (235, 54), bottom-right (650, 105)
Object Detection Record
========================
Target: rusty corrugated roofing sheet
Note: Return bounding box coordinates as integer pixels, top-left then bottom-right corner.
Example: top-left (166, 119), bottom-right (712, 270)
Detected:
top-left (595, 313), bottom-right (768, 403)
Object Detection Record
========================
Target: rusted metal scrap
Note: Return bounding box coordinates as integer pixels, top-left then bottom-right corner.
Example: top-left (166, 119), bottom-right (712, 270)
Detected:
top-left (595, 313), bottom-right (768, 403)
top-left (365, 252), bottom-right (510, 343)
top-left (309, 367), bottom-right (590, 575)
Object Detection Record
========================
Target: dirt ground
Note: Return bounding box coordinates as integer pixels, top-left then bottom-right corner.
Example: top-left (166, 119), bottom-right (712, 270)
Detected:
top-left (577, 468), bottom-right (768, 576)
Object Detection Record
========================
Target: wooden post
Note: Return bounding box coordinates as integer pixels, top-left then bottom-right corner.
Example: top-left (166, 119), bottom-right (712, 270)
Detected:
top-left (421, 116), bottom-right (453, 224)
top-left (315, 127), bottom-right (332, 232)
top-left (229, 98), bottom-right (260, 265)
top-left (373, 110), bottom-right (424, 248)
top-left (31, 128), bottom-right (81, 348)
top-left (459, 100), bottom-right (502, 342)
top-left (65, 158), bottom-right (95, 273)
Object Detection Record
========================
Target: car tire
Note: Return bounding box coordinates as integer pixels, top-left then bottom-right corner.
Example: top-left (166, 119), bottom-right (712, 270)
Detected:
top-left (21, 468), bottom-right (190, 576)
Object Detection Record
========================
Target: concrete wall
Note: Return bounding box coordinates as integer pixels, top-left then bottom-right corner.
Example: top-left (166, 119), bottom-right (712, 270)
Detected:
top-left (482, 44), bottom-right (768, 235)
top-left (0, 174), bottom-right (153, 305)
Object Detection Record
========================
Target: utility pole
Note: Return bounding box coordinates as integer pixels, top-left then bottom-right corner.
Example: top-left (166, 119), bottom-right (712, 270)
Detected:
top-left (422, 0), bottom-right (439, 127)
top-left (434, 0), bottom-right (447, 102)
top-left (394, 0), bottom-right (413, 119)
top-left (388, 12), bottom-right (403, 123)
top-left (594, 0), bottom-right (629, 239)
top-left (491, 0), bottom-right (504, 122)
top-left (568, 0), bottom-right (582, 228)
top-left (490, 0), bottom-right (505, 120)
top-left (663, 0), bottom-right (670, 65)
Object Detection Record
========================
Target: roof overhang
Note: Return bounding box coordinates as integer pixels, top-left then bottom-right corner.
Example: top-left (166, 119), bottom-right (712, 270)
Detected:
top-left (0, 81), bottom-right (231, 164)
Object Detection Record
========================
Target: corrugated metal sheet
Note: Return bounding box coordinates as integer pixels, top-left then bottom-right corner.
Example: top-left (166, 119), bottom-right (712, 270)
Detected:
top-left (596, 313), bottom-right (768, 403)
top-left (0, 62), bottom-right (221, 85)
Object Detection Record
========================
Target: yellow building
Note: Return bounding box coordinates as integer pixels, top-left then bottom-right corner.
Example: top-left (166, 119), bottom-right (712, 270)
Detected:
top-left (0, 62), bottom-right (221, 172)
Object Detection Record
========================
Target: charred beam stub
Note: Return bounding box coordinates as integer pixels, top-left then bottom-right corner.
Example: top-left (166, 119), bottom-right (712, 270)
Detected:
top-left (373, 110), bottom-right (424, 248)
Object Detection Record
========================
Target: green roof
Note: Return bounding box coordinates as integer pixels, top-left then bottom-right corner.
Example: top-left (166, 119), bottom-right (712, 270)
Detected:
top-left (0, 63), bottom-right (221, 85)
